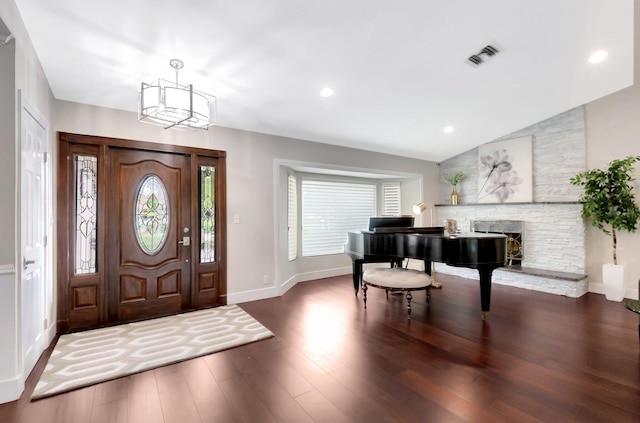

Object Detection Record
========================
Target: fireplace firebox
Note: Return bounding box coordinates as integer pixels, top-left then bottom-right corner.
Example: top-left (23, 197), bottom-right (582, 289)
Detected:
top-left (472, 220), bottom-right (523, 267)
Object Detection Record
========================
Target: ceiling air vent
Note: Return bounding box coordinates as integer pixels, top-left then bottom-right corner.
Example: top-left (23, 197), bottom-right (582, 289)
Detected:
top-left (468, 45), bottom-right (499, 66)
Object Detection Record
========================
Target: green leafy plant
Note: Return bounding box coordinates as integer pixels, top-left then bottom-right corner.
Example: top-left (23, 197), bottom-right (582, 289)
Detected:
top-left (443, 171), bottom-right (466, 186)
top-left (570, 155), bottom-right (640, 264)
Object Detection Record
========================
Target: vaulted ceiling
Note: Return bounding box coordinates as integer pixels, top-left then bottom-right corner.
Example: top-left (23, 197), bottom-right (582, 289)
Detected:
top-left (13, 0), bottom-right (635, 162)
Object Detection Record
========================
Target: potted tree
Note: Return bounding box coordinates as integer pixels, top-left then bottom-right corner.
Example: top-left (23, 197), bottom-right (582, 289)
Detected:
top-left (570, 155), bottom-right (640, 301)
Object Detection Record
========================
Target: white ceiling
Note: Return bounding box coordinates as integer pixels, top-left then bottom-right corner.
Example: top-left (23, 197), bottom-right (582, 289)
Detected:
top-left (12, 0), bottom-right (635, 162)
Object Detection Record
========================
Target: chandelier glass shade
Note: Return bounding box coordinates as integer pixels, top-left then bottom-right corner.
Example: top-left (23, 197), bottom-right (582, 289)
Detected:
top-left (139, 59), bottom-right (216, 130)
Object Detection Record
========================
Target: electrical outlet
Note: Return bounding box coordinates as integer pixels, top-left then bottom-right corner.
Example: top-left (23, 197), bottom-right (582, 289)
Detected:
top-left (263, 275), bottom-right (269, 285)
top-left (233, 214), bottom-right (240, 224)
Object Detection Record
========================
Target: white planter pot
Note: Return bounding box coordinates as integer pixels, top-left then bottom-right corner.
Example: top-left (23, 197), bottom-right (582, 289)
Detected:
top-left (602, 264), bottom-right (625, 302)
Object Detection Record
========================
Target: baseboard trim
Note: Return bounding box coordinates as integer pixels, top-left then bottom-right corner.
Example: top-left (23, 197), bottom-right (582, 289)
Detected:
top-left (228, 267), bottom-right (352, 304)
top-left (280, 267), bottom-right (352, 295)
top-left (227, 286), bottom-right (279, 304)
top-left (589, 283), bottom-right (639, 301)
top-left (0, 376), bottom-right (23, 404)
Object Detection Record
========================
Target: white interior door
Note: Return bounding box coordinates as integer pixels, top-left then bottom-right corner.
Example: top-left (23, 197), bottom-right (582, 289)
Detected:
top-left (20, 93), bottom-right (49, 376)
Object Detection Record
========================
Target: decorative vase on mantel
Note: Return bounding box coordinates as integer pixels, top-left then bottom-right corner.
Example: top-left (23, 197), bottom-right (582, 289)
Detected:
top-left (450, 186), bottom-right (459, 205)
top-left (443, 171), bottom-right (466, 206)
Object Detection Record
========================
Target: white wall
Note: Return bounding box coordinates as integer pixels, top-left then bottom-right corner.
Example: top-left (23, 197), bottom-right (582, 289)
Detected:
top-left (0, 0), bottom-right (56, 404)
top-left (581, 3), bottom-right (640, 300)
top-left (53, 101), bottom-right (440, 303)
top-left (584, 87), bottom-right (640, 300)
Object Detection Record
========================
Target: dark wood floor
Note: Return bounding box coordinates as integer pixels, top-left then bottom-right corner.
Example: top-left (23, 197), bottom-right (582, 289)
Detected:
top-left (1, 273), bottom-right (639, 423)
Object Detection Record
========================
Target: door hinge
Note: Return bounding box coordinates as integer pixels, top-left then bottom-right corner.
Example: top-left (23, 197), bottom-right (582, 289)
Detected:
top-left (43, 235), bottom-right (47, 247)
top-left (43, 152), bottom-right (48, 163)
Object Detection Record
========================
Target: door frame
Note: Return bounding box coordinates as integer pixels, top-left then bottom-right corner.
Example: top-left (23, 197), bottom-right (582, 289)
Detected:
top-left (56, 132), bottom-right (227, 332)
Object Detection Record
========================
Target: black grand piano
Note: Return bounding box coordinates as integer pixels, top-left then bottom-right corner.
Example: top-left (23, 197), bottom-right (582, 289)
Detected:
top-left (344, 216), bottom-right (507, 317)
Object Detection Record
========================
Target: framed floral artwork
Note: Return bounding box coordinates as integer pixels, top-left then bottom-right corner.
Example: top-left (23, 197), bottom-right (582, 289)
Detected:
top-left (477, 136), bottom-right (533, 203)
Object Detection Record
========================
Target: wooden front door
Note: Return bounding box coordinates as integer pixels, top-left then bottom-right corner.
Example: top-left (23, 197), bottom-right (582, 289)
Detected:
top-left (108, 148), bottom-right (191, 322)
top-left (57, 132), bottom-right (227, 332)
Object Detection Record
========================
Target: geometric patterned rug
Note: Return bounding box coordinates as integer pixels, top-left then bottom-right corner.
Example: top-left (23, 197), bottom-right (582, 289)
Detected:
top-left (32, 304), bottom-right (273, 400)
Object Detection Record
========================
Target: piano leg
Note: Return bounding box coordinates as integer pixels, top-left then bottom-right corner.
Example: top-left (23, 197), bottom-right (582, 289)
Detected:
top-left (424, 261), bottom-right (432, 275)
top-left (478, 265), bottom-right (496, 320)
top-left (424, 261), bottom-right (442, 289)
top-left (352, 260), bottom-right (363, 295)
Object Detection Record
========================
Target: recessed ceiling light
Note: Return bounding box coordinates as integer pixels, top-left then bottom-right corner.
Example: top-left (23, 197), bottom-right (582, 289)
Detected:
top-left (443, 126), bottom-right (455, 134)
top-left (588, 50), bottom-right (608, 64)
top-left (320, 87), bottom-right (334, 98)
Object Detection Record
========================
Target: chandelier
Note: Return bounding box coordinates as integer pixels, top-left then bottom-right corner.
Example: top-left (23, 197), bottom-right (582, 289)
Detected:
top-left (139, 59), bottom-right (216, 130)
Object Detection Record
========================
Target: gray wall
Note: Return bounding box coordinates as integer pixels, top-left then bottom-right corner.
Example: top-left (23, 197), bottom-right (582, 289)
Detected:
top-left (0, 38), bottom-right (15, 265)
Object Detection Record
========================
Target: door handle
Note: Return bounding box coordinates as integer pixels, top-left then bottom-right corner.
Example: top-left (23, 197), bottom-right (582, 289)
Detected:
top-left (178, 236), bottom-right (191, 246)
top-left (23, 257), bottom-right (35, 270)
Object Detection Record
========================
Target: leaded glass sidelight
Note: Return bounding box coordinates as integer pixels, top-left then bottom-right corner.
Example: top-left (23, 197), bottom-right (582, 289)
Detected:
top-left (134, 175), bottom-right (170, 254)
top-left (200, 166), bottom-right (215, 263)
top-left (75, 155), bottom-right (98, 274)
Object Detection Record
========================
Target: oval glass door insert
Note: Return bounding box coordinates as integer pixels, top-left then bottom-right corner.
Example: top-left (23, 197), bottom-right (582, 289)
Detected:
top-left (134, 175), bottom-right (170, 254)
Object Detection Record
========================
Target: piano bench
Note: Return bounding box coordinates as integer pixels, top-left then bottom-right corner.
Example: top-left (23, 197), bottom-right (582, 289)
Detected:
top-left (362, 267), bottom-right (432, 320)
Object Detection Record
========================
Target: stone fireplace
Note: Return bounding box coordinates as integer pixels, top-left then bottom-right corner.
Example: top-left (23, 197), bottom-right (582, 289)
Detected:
top-left (434, 203), bottom-right (587, 298)
top-left (433, 107), bottom-right (589, 297)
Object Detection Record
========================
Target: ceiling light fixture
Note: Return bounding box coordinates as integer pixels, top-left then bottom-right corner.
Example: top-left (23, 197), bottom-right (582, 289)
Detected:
top-left (588, 50), bottom-right (608, 64)
top-left (443, 126), bottom-right (455, 134)
top-left (320, 87), bottom-right (334, 98)
top-left (139, 59), bottom-right (216, 130)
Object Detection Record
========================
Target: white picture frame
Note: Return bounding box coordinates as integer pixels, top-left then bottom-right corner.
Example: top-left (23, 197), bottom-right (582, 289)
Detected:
top-left (477, 136), bottom-right (533, 203)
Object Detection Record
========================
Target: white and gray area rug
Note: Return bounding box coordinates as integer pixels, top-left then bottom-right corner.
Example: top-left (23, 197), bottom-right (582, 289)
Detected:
top-left (32, 304), bottom-right (273, 399)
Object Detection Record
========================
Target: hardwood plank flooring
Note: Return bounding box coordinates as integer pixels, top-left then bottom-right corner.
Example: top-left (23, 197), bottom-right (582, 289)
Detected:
top-left (1, 274), bottom-right (639, 422)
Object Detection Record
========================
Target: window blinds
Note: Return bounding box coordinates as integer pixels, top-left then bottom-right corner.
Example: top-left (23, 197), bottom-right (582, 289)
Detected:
top-left (382, 182), bottom-right (401, 215)
top-left (287, 174), bottom-right (297, 261)
top-left (301, 180), bottom-right (376, 256)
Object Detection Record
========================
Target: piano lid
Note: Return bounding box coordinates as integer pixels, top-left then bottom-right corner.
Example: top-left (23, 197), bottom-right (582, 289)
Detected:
top-left (368, 216), bottom-right (414, 231)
